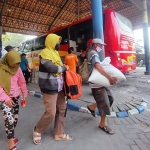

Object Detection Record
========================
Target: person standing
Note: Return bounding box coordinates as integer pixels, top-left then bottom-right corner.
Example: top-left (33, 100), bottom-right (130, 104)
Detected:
top-left (20, 53), bottom-right (31, 84)
top-left (78, 50), bottom-right (87, 66)
top-left (0, 51), bottom-right (28, 150)
top-left (64, 47), bottom-right (79, 72)
top-left (33, 34), bottom-right (72, 145)
top-left (4, 45), bottom-right (15, 52)
top-left (87, 38), bottom-right (116, 135)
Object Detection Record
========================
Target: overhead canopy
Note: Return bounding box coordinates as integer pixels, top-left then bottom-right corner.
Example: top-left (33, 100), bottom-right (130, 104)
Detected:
top-left (0, 0), bottom-right (150, 36)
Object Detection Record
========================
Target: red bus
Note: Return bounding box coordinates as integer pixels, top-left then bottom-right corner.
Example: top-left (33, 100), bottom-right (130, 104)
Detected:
top-left (21, 9), bottom-right (136, 73)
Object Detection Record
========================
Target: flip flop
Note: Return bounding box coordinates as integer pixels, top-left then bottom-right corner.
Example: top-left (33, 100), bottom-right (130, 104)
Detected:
top-left (9, 146), bottom-right (18, 150)
top-left (87, 106), bottom-right (96, 117)
top-left (14, 137), bottom-right (19, 145)
top-left (99, 126), bottom-right (114, 135)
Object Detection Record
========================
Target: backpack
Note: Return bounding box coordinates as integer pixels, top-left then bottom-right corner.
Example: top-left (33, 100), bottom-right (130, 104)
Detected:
top-left (63, 70), bottom-right (82, 100)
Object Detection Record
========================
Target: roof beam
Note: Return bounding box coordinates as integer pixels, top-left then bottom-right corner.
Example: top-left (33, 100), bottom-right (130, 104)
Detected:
top-left (127, 0), bottom-right (143, 10)
top-left (48, 0), bottom-right (68, 30)
top-left (0, 0), bottom-right (8, 25)
top-left (116, 5), bottom-right (133, 12)
top-left (120, 0), bottom-right (132, 4)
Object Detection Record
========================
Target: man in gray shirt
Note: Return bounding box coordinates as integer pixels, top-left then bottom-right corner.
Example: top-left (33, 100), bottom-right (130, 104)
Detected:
top-left (87, 38), bottom-right (116, 134)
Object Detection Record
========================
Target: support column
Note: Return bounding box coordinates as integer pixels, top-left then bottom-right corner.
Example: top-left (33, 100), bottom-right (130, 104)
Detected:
top-left (0, 22), bottom-right (2, 58)
top-left (143, 0), bottom-right (150, 75)
top-left (91, 0), bottom-right (104, 61)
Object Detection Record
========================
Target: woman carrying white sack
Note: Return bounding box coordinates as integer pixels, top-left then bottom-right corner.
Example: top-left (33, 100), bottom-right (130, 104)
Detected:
top-left (87, 38), bottom-right (117, 135)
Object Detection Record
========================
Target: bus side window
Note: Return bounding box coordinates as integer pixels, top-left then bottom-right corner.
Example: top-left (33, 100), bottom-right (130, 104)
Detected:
top-left (23, 40), bottom-right (34, 53)
top-left (34, 35), bottom-right (46, 50)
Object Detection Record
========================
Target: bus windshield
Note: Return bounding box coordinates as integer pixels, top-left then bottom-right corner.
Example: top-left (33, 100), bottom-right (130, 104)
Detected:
top-left (115, 12), bottom-right (133, 33)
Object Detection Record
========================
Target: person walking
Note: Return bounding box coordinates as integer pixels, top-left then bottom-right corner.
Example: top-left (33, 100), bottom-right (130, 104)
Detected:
top-left (87, 38), bottom-right (116, 135)
top-left (64, 47), bottom-right (79, 72)
top-left (20, 53), bottom-right (31, 84)
top-left (33, 33), bottom-right (73, 145)
top-left (0, 51), bottom-right (28, 150)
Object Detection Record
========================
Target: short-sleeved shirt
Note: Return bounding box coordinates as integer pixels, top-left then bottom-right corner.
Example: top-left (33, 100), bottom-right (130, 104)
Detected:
top-left (88, 50), bottom-right (102, 88)
top-left (20, 58), bottom-right (28, 71)
top-left (64, 53), bottom-right (78, 72)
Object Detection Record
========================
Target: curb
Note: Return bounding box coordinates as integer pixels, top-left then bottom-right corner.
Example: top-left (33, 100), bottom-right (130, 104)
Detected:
top-left (27, 90), bottom-right (148, 118)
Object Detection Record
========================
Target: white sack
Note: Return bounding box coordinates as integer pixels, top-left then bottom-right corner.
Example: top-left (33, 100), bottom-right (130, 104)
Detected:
top-left (88, 64), bottom-right (126, 87)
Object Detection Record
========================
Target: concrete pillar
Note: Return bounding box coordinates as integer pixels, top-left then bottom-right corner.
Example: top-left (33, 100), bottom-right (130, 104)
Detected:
top-left (0, 24), bottom-right (2, 58)
top-left (91, 0), bottom-right (104, 61)
top-left (142, 0), bottom-right (150, 74)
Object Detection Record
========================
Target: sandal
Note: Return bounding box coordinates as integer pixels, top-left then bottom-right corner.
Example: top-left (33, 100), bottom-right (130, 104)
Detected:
top-left (13, 137), bottom-right (19, 145)
top-left (9, 146), bottom-right (18, 150)
top-left (99, 126), bottom-right (114, 135)
top-left (87, 106), bottom-right (96, 117)
top-left (54, 133), bottom-right (73, 141)
top-left (8, 137), bottom-right (18, 145)
top-left (33, 127), bottom-right (41, 145)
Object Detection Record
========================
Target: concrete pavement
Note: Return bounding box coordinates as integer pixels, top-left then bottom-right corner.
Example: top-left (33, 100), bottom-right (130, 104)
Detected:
top-left (1, 67), bottom-right (150, 150)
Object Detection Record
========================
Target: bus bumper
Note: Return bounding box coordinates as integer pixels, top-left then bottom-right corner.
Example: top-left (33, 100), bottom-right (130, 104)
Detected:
top-left (117, 64), bottom-right (136, 73)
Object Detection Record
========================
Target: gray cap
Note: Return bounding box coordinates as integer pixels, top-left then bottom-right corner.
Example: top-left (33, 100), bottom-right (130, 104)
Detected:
top-left (92, 38), bottom-right (106, 45)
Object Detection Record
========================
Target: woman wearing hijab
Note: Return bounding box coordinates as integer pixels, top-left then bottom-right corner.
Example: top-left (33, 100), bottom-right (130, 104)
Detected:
top-left (33, 34), bottom-right (72, 145)
top-left (0, 51), bottom-right (28, 150)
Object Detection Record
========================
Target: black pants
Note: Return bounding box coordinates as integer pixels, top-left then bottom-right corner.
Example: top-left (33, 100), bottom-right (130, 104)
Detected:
top-left (23, 69), bottom-right (30, 83)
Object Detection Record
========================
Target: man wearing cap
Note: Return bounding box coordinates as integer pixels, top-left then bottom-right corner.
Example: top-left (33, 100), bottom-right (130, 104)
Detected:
top-left (87, 38), bottom-right (116, 135)
top-left (4, 45), bottom-right (15, 52)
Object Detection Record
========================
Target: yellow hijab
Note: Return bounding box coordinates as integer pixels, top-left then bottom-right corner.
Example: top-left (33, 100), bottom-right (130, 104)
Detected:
top-left (0, 51), bottom-right (21, 95)
top-left (39, 33), bottom-right (63, 76)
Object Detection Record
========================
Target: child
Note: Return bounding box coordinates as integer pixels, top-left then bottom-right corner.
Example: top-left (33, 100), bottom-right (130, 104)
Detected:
top-left (0, 51), bottom-right (28, 150)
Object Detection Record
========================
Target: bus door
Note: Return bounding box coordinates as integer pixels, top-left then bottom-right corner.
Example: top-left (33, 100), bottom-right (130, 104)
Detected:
top-left (70, 19), bottom-right (92, 54)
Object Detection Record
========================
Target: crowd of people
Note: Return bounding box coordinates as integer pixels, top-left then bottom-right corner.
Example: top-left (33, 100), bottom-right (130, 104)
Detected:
top-left (0, 34), bottom-right (116, 150)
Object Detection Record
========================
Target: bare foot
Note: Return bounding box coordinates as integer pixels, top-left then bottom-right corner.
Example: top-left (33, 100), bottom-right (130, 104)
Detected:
top-left (8, 138), bottom-right (15, 149)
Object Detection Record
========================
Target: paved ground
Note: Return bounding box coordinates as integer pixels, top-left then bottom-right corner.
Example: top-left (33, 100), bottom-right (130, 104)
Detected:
top-left (1, 67), bottom-right (150, 150)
